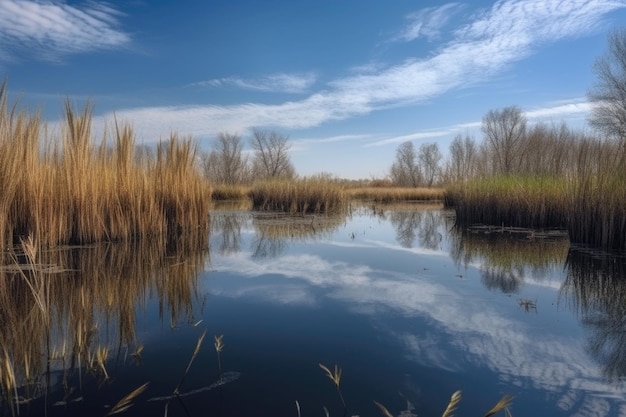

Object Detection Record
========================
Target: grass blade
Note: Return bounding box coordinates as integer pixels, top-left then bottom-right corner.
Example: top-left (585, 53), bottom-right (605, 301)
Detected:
top-left (441, 390), bottom-right (462, 417)
top-left (106, 382), bottom-right (149, 416)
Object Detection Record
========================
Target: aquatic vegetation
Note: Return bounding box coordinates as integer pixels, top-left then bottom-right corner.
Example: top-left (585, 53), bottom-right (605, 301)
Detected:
top-left (375, 390), bottom-right (513, 417)
top-left (174, 330), bottom-right (207, 395)
top-left (0, 82), bottom-right (211, 249)
top-left (249, 176), bottom-right (347, 214)
top-left (106, 382), bottom-right (150, 416)
top-left (214, 334), bottom-right (224, 380)
top-left (445, 138), bottom-right (626, 250)
top-left (211, 184), bottom-right (252, 200)
top-left (319, 363), bottom-right (346, 410)
top-left (346, 186), bottom-right (444, 203)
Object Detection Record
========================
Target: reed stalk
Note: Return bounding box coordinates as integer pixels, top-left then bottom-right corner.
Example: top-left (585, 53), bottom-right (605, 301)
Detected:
top-left (0, 83), bottom-right (211, 249)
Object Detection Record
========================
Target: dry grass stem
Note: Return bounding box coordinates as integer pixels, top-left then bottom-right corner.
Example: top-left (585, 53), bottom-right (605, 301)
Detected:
top-left (174, 329), bottom-right (207, 395)
top-left (373, 400), bottom-right (394, 417)
top-left (106, 382), bottom-right (150, 416)
top-left (484, 394), bottom-right (513, 417)
top-left (441, 390), bottom-right (462, 417)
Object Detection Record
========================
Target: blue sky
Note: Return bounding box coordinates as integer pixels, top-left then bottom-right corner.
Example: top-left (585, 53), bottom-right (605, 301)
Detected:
top-left (1, 0), bottom-right (625, 179)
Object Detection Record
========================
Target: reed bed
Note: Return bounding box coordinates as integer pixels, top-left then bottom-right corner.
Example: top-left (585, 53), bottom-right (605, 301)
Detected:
top-left (446, 173), bottom-right (626, 250)
top-left (211, 184), bottom-right (252, 201)
top-left (346, 186), bottom-right (444, 202)
top-left (445, 176), bottom-right (570, 230)
top-left (0, 83), bottom-right (211, 249)
top-left (249, 177), bottom-right (347, 214)
top-left (566, 174), bottom-right (626, 251)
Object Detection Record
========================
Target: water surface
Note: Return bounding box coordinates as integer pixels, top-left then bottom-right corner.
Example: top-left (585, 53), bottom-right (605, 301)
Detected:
top-left (2, 204), bottom-right (626, 417)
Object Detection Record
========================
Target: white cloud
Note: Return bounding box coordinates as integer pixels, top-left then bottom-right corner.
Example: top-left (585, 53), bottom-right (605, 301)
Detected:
top-left (365, 98), bottom-right (594, 148)
top-left (0, 0), bottom-right (130, 61)
top-left (194, 72), bottom-right (317, 94)
top-left (73, 0), bottom-right (625, 143)
top-left (525, 99), bottom-right (593, 120)
top-left (394, 3), bottom-right (464, 42)
top-left (367, 130), bottom-right (452, 147)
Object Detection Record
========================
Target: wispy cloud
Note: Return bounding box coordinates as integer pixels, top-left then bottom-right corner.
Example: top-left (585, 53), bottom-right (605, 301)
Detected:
top-left (525, 99), bottom-right (592, 120)
top-left (193, 72), bottom-right (317, 94)
top-left (367, 130), bottom-right (452, 147)
top-left (0, 0), bottom-right (130, 62)
top-left (393, 3), bottom-right (463, 42)
top-left (366, 98), bottom-right (594, 147)
top-left (90, 0), bottom-right (624, 142)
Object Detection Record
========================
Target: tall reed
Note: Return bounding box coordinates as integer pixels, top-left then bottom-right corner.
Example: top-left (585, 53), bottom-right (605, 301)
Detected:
top-left (249, 177), bottom-right (346, 214)
top-left (346, 186), bottom-right (444, 203)
top-left (0, 82), bottom-right (211, 249)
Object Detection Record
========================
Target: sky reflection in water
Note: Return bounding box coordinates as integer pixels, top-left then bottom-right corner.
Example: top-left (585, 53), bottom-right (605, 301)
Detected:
top-left (205, 205), bottom-right (626, 417)
top-left (2, 204), bottom-right (626, 417)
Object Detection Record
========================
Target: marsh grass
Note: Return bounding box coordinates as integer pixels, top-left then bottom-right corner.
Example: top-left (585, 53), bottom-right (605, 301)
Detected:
top-left (347, 186), bottom-right (445, 203)
top-left (376, 390), bottom-right (512, 417)
top-left (445, 176), bottom-right (569, 230)
top-left (249, 177), bottom-right (346, 214)
top-left (0, 82), bottom-right (211, 249)
top-left (211, 184), bottom-right (251, 201)
top-left (445, 137), bottom-right (626, 250)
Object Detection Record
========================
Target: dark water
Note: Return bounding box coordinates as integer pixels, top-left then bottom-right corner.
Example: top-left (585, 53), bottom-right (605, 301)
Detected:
top-left (2, 203), bottom-right (626, 416)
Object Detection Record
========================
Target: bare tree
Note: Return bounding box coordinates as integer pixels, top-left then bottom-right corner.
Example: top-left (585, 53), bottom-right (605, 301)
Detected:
top-left (250, 129), bottom-right (295, 179)
top-left (445, 134), bottom-right (478, 184)
top-left (203, 132), bottom-right (249, 184)
top-left (390, 141), bottom-right (421, 186)
top-left (418, 142), bottom-right (442, 187)
top-left (482, 106), bottom-right (527, 174)
top-left (588, 28), bottom-right (626, 164)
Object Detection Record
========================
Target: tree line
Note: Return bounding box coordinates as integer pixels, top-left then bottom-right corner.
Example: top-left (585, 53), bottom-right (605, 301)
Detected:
top-left (202, 129), bottom-right (295, 184)
top-left (390, 28), bottom-right (626, 187)
top-left (202, 28), bottom-right (626, 188)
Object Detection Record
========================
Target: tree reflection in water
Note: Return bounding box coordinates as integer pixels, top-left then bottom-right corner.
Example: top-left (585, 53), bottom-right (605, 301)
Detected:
top-left (383, 203), bottom-right (446, 249)
top-left (251, 213), bottom-right (346, 258)
top-left (448, 227), bottom-right (569, 294)
top-left (562, 250), bottom-right (626, 381)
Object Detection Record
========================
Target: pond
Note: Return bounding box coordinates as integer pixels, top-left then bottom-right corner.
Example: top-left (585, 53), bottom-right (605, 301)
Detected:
top-left (2, 203), bottom-right (626, 417)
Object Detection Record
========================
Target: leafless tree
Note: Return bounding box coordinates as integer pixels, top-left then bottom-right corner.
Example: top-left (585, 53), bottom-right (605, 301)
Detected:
top-left (482, 106), bottom-right (527, 174)
top-left (250, 129), bottom-right (295, 179)
top-left (418, 142), bottom-right (442, 187)
top-left (588, 28), bottom-right (626, 165)
top-left (202, 132), bottom-right (249, 184)
top-left (390, 141), bottom-right (421, 186)
top-left (445, 134), bottom-right (478, 183)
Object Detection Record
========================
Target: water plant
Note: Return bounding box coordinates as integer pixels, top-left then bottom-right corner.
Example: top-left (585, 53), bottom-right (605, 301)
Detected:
top-left (319, 363), bottom-right (346, 410)
top-left (346, 186), bottom-right (445, 203)
top-left (375, 390), bottom-right (513, 417)
top-left (173, 330), bottom-right (207, 395)
top-left (0, 81), bottom-right (211, 249)
top-left (106, 382), bottom-right (150, 416)
top-left (249, 177), bottom-right (346, 214)
top-left (214, 334), bottom-right (224, 380)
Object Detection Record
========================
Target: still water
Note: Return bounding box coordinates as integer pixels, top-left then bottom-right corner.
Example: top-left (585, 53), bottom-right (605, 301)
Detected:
top-left (2, 203), bottom-right (626, 416)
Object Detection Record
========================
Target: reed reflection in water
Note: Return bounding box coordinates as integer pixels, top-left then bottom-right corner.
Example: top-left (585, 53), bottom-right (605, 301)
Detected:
top-left (448, 227), bottom-right (570, 293)
top-left (0, 232), bottom-right (208, 415)
top-left (562, 250), bottom-right (626, 381)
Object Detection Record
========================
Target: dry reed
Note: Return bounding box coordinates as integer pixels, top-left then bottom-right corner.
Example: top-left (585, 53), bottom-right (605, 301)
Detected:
top-left (346, 186), bottom-right (444, 203)
top-left (249, 177), bottom-right (346, 214)
top-left (0, 82), bottom-right (211, 249)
